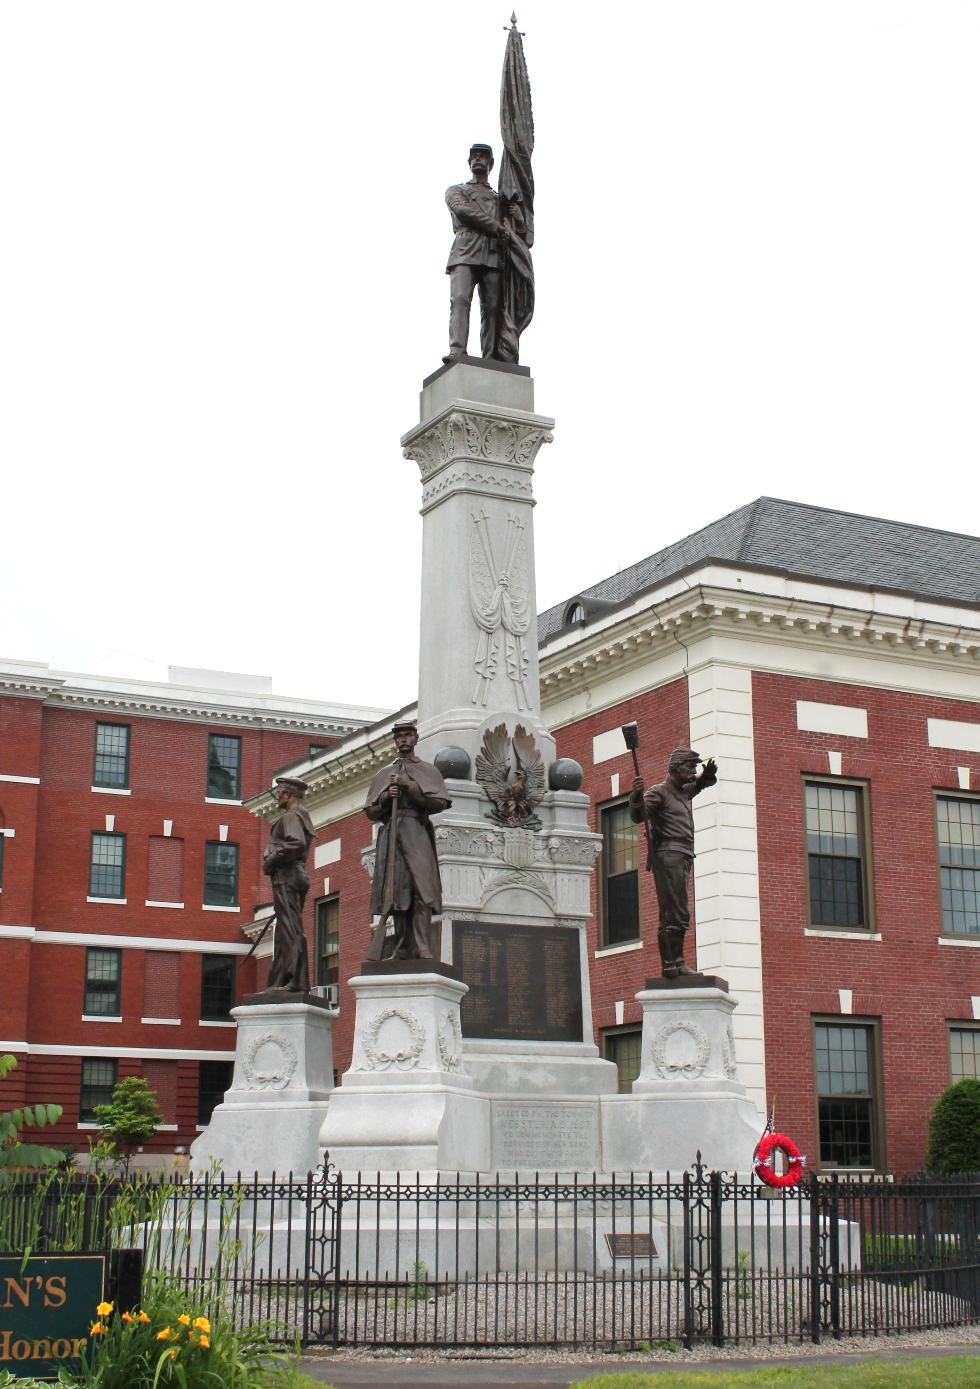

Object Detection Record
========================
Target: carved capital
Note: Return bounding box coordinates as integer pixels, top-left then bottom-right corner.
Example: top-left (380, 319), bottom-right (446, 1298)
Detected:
top-left (404, 410), bottom-right (552, 481)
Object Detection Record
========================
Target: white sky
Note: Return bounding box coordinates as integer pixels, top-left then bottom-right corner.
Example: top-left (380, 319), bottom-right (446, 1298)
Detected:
top-left (2, 2), bottom-right (978, 711)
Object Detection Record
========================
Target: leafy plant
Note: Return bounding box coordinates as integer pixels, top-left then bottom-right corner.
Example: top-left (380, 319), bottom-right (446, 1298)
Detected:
top-left (925, 1077), bottom-right (980, 1175)
top-left (94, 1078), bottom-right (163, 1174)
top-left (0, 1053), bottom-right (64, 1169)
top-left (410, 1257), bottom-right (427, 1301)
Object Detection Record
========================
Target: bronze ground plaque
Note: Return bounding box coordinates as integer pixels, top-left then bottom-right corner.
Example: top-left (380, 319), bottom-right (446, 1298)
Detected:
top-left (452, 921), bottom-right (583, 1042)
top-left (604, 1232), bottom-right (659, 1260)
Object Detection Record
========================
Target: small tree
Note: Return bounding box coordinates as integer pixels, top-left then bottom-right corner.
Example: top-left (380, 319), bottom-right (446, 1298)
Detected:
top-left (926, 1078), bottom-right (980, 1175)
top-left (94, 1076), bottom-right (163, 1174)
top-left (0, 1053), bottom-right (64, 1169)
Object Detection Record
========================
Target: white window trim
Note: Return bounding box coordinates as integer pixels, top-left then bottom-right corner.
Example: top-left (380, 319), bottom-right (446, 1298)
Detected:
top-left (938, 936), bottom-right (980, 948)
top-left (141, 1017), bottom-right (181, 1026)
top-left (202, 904), bottom-right (240, 913)
top-left (91, 786), bottom-right (132, 796)
top-left (77, 1122), bottom-right (99, 1130)
top-left (158, 1124), bottom-right (179, 1132)
top-left (87, 896), bottom-right (127, 905)
top-left (805, 928), bottom-right (882, 941)
top-left (0, 773), bottom-right (40, 784)
top-left (81, 1015), bottom-right (122, 1023)
top-left (26, 1043), bottom-right (235, 1060)
top-left (199, 1019), bottom-right (236, 1028)
top-left (594, 940), bottom-right (644, 958)
top-left (205, 797), bottom-right (242, 806)
top-left (0, 828), bottom-right (15, 838)
top-left (145, 901), bottom-right (184, 909)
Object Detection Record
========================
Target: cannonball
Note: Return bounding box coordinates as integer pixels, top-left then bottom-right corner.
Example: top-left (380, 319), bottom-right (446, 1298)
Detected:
top-left (548, 757), bottom-right (584, 791)
top-left (434, 745), bottom-right (472, 780)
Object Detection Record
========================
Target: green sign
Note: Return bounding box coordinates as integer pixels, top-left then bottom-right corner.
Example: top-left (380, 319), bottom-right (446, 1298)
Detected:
top-left (0, 1254), bottom-right (106, 1380)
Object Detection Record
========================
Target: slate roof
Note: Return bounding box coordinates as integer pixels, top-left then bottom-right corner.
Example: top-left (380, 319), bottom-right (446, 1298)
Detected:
top-left (538, 497), bottom-right (980, 643)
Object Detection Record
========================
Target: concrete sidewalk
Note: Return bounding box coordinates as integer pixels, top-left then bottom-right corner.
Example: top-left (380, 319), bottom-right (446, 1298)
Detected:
top-left (300, 1343), bottom-right (980, 1387)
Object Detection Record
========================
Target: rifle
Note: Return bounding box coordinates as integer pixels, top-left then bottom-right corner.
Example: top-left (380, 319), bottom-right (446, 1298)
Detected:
top-left (621, 722), bottom-right (654, 862)
top-left (366, 763), bottom-right (402, 962)
top-left (244, 914), bottom-right (275, 962)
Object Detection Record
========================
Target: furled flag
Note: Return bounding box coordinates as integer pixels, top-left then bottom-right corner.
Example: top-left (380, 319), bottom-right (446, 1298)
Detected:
top-left (497, 13), bottom-right (535, 363)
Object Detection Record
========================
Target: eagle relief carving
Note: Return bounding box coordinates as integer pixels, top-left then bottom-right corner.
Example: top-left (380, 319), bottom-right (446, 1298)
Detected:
top-left (475, 723), bottom-right (546, 831)
top-left (469, 509), bottom-right (532, 710)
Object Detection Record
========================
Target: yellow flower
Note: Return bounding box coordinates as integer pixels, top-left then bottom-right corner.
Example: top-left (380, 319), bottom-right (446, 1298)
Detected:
top-left (89, 1322), bottom-right (105, 1336)
top-left (198, 1334), bottom-right (210, 1349)
top-left (156, 1327), bottom-right (172, 1341)
top-left (138, 1310), bottom-right (151, 1324)
top-left (177, 1314), bottom-right (191, 1326)
top-left (192, 1316), bottom-right (211, 1333)
top-left (96, 1300), bottom-right (114, 1317)
top-left (122, 1312), bottom-right (134, 1324)
top-left (168, 1349), bottom-right (176, 1359)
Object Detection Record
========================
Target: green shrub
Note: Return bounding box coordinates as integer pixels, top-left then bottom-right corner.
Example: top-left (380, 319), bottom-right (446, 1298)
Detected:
top-left (93, 1078), bottom-right (163, 1174)
top-left (925, 1077), bottom-right (980, 1174)
top-left (0, 1054), bottom-right (64, 1170)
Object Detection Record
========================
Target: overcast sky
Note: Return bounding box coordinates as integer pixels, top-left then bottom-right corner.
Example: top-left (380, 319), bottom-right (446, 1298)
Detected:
top-left (2, 2), bottom-right (978, 711)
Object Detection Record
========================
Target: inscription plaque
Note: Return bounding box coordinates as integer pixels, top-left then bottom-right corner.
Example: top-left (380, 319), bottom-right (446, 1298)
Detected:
top-left (494, 1101), bottom-right (598, 1170)
top-left (452, 921), bottom-right (583, 1042)
top-left (604, 1232), bottom-right (659, 1260)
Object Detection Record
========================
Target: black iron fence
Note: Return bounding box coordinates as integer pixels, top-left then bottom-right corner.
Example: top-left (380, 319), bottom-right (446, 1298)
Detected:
top-left (2, 1159), bottom-right (978, 1350)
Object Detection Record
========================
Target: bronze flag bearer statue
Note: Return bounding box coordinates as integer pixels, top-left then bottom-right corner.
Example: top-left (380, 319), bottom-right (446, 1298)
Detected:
top-left (630, 747), bottom-right (718, 979)
top-left (365, 723), bottom-right (452, 961)
top-left (262, 776), bottom-right (315, 993)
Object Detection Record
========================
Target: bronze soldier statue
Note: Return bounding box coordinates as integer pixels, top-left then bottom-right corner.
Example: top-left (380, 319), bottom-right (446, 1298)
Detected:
top-left (444, 143), bottom-right (526, 364)
top-left (364, 722), bottom-right (451, 961)
top-left (262, 775), bottom-right (314, 992)
top-left (629, 747), bottom-right (718, 979)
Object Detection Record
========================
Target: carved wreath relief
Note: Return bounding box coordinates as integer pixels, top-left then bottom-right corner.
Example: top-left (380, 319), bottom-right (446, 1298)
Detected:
top-left (437, 1010), bottom-right (463, 1072)
top-left (469, 510), bottom-right (532, 710)
top-left (651, 1020), bottom-right (710, 1080)
top-left (362, 1008), bottom-right (426, 1071)
top-left (242, 1033), bottom-right (298, 1091)
top-left (722, 1022), bottom-right (738, 1080)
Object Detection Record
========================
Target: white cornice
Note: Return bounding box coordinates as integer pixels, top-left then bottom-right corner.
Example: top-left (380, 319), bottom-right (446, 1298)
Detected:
top-left (0, 660), bottom-right (387, 734)
top-left (539, 570), bottom-right (980, 722)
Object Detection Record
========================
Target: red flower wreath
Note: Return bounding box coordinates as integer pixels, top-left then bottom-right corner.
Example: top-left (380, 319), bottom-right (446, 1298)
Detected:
top-left (753, 1131), bottom-right (806, 1189)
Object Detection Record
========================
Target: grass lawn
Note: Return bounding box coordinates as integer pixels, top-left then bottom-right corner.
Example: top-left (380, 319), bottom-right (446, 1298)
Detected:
top-left (570, 1357), bottom-right (980, 1389)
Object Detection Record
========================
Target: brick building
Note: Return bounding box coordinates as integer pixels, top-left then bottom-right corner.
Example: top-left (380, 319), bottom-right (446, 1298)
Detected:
top-left (0, 660), bottom-right (383, 1157)
top-left (254, 498), bottom-right (980, 1176)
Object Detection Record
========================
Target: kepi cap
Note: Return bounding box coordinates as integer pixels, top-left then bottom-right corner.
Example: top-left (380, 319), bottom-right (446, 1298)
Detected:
top-left (275, 775), bottom-right (309, 794)
top-left (392, 720), bottom-right (418, 736)
top-left (668, 746), bottom-right (700, 769)
top-left (469, 142), bottom-right (494, 156)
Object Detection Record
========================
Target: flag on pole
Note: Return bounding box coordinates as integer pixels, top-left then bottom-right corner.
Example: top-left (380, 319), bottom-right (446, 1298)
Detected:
top-left (498, 13), bottom-right (535, 362)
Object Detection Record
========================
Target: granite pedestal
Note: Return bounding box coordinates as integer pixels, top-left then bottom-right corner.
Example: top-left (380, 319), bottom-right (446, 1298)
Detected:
top-left (190, 994), bottom-right (336, 1176)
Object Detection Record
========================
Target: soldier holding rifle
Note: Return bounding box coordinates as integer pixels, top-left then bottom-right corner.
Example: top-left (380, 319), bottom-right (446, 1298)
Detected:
top-left (624, 736), bottom-right (718, 980)
top-left (364, 723), bottom-right (452, 961)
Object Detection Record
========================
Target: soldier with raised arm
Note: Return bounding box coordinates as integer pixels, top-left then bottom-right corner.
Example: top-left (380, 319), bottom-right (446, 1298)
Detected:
top-left (629, 747), bottom-right (718, 979)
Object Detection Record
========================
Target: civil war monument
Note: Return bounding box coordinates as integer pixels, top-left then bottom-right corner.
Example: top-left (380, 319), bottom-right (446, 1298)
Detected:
top-left (192, 16), bottom-right (764, 1187)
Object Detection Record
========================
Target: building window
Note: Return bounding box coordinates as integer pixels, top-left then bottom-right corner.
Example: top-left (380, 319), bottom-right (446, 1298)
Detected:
top-left (937, 796), bottom-right (980, 937)
top-left (599, 801), bottom-right (640, 946)
top-left (315, 896), bottom-right (340, 987)
top-left (93, 722), bottom-right (130, 789)
top-left (805, 781), bottom-right (870, 929)
top-left (309, 743), bottom-right (331, 759)
top-left (207, 734), bottom-right (241, 799)
top-left (603, 1027), bottom-right (642, 1094)
top-left (200, 954), bottom-right (236, 1021)
top-left (204, 842), bottom-right (239, 907)
top-left (197, 1060), bottom-right (233, 1126)
top-left (949, 1025), bottom-right (980, 1082)
top-left (814, 1020), bottom-right (881, 1169)
top-left (89, 832), bottom-right (126, 899)
top-left (80, 1058), bottom-right (117, 1123)
top-left (84, 947), bottom-right (121, 1016)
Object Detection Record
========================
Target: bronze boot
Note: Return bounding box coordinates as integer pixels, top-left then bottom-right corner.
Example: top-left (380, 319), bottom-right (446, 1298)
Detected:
top-left (659, 927), bottom-right (678, 978)
top-left (670, 927), bottom-right (695, 976)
